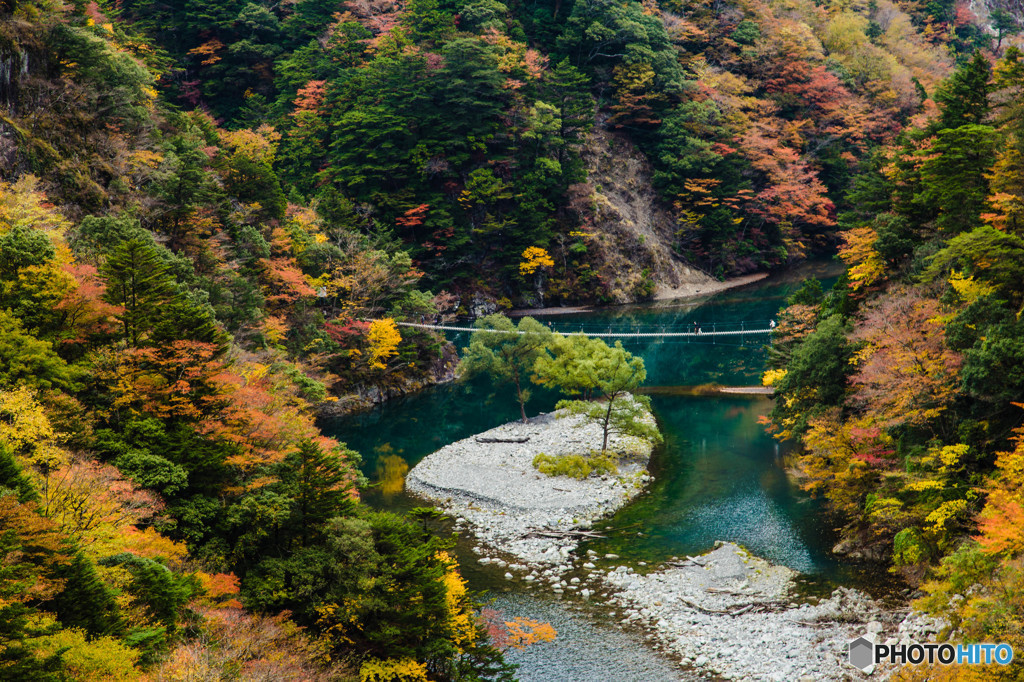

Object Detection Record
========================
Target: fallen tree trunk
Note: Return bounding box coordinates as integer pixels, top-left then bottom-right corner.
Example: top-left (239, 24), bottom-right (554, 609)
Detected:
top-left (676, 597), bottom-right (790, 617)
top-left (524, 529), bottom-right (606, 540)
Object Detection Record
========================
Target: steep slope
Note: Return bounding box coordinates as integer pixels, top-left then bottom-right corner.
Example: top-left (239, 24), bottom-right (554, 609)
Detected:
top-left (762, 45), bottom-right (1024, 679)
top-left (3, 0), bottom-right (1024, 676)
top-left (0, 4), bottom-right (516, 681)
top-left (574, 124), bottom-right (715, 303)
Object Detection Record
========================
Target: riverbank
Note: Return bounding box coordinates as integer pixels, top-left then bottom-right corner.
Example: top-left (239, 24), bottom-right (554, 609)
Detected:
top-left (508, 271), bottom-right (771, 317)
top-left (602, 542), bottom-right (895, 680)
top-left (317, 344), bottom-right (459, 417)
top-left (641, 384), bottom-right (774, 397)
top-left (406, 401), bottom-right (657, 567)
top-left (653, 271), bottom-right (769, 301)
top-left (406, 410), bottom-right (911, 680)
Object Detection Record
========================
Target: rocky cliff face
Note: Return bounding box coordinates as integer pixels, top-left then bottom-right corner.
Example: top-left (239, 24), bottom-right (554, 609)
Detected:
top-left (572, 124), bottom-right (715, 304)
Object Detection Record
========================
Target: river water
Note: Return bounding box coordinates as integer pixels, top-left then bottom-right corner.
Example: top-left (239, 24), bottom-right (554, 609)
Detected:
top-left (321, 261), bottom-right (880, 680)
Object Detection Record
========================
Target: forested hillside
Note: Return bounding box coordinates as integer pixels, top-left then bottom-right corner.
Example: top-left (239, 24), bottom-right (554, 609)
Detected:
top-left (8, 0), bottom-right (996, 297)
top-left (1, 0), bottom-right (1023, 675)
top-left (765, 46), bottom-right (1024, 680)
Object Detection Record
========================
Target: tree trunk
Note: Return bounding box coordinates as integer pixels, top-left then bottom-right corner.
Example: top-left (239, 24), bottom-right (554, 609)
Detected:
top-left (602, 397), bottom-right (614, 452)
top-left (515, 375), bottom-right (527, 423)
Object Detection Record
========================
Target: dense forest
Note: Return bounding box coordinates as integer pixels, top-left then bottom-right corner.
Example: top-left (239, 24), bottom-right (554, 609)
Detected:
top-left (765, 46), bottom-right (1024, 680)
top-left (1, 0), bottom-right (1023, 674)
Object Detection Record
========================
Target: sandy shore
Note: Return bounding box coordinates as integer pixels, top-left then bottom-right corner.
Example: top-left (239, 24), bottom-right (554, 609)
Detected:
top-left (654, 272), bottom-right (769, 301)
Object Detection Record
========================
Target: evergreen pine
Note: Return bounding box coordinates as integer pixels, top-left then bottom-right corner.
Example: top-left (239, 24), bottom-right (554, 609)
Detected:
top-left (101, 237), bottom-right (178, 347)
top-left (935, 51), bottom-right (993, 129)
top-left (0, 445), bottom-right (37, 503)
top-left (277, 439), bottom-right (358, 548)
top-left (48, 553), bottom-right (125, 638)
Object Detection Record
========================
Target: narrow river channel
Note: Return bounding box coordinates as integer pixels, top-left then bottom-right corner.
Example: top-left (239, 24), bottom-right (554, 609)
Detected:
top-left (321, 260), bottom-right (878, 680)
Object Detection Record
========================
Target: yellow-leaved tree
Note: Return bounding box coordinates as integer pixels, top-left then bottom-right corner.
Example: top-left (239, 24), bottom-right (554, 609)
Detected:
top-left (359, 658), bottom-right (430, 682)
top-left (839, 226), bottom-right (885, 290)
top-left (976, 417), bottom-right (1024, 556)
top-left (518, 246), bottom-right (554, 276)
top-left (519, 247), bottom-right (555, 306)
top-left (367, 318), bottom-right (401, 370)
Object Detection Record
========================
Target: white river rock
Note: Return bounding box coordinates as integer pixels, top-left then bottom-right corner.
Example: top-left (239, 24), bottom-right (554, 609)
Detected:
top-left (602, 542), bottom-right (889, 680)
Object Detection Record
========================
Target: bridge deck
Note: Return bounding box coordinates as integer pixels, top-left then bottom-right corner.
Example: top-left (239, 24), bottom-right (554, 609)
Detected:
top-left (392, 321), bottom-right (774, 339)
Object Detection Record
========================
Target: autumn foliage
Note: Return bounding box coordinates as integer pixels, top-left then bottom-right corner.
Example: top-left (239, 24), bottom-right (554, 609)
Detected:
top-left (763, 44), bottom-right (1024, 678)
top-left (480, 609), bottom-right (558, 650)
top-left (1, 0), bottom-right (1020, 675)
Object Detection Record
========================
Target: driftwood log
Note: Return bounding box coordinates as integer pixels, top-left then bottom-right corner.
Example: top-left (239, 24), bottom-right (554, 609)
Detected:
top-left (524, 529), bottom-right (606, 540)
top-left (475, 436), bottom-right (530, 443)
top-left (677, 597), bottom-right (790, 617)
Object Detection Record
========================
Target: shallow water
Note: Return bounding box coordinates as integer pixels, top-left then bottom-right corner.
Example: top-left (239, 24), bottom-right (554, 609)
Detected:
top-left (485, 592), bottom-right (690, 682)
top-left (573, 392), bottom-right (892, 595)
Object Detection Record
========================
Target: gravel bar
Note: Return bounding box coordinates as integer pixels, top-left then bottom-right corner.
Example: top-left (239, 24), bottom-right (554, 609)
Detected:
top-left (406, 402), bottom-right (920, 681)
top-left (406, 401), bottom-right (656, 566)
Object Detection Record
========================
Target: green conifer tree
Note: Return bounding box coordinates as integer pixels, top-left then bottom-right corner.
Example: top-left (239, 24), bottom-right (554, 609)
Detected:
top-left (101, 237), bottom-right (178, 347)
top-left (534, 335), bottom-right (657, 451)
top-left (935, 51), bottom-right (993, 129)
top-left (48, 553), bottom-right (125, 638)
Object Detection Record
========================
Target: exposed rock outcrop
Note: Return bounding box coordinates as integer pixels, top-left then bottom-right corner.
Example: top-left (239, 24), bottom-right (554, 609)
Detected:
top-left (317, 342), bottom-right (459, 417)
top-left (572, 125), bottom-right (716, 303)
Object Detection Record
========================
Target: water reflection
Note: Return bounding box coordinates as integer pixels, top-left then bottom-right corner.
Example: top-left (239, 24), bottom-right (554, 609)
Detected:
top-left (580, 394), bottom-right (839, 573)
top-left (489, 593), bottom-right (690, 682)
top-left (375, 449), bottom-right (409, 500)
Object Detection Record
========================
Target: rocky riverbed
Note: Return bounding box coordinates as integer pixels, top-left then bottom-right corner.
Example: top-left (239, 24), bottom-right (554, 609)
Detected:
top-left (406, 411), bottom-right (919, 680)
top-left (406, 404), bottom-right (656, 566)
top-left (600, 542), bottom-right (901, 680)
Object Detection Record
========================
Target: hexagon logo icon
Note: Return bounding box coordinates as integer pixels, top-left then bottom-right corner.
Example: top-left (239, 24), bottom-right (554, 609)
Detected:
top-left (849, 636), bottom-right (875, 671)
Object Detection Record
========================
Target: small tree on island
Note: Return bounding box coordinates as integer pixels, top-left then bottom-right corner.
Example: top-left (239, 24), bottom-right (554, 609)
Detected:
top-left (534, 334), bottom-right (661, 452)
top-left (459, 314), bottom-right (553, 423)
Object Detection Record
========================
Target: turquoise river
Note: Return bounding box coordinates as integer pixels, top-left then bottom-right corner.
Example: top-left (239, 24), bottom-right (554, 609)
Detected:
top-left (321, 261), bottom-right (888, 681)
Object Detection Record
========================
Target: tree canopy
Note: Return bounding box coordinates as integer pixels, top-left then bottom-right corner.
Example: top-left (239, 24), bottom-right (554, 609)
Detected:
top-left (535, 335), bottom-right (656, 452)
top-left (460, 314), bottom-right (553, 422)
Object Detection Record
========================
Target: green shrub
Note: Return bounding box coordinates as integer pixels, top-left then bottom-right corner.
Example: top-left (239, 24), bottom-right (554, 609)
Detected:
top-left (894, 527), bottom-right (931, 566)
top-left (532, 451), bottom-right (619, 480)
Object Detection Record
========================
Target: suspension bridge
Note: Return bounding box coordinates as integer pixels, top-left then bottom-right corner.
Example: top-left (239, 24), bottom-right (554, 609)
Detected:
top-left (391, 320), bottom-right (775, 339)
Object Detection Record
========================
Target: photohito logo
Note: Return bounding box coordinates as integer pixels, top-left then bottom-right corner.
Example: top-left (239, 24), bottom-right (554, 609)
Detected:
top-left (848, 637), bottom-right (1014, 671)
